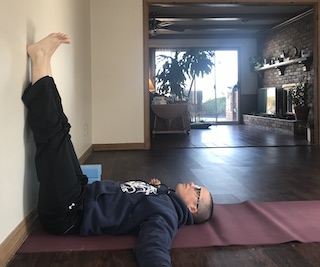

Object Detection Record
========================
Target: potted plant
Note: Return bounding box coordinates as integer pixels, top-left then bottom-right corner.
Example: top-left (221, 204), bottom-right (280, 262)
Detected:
top-left (181, 49), bottom-right (215, 99)
top-left (249, 56), bottom-right (263, 70)
top-left (155, 49), bottom-right (214, 100)
top-left (289, 76), bottom-right (311, 121)
top-left (155, 51), bottom-right (186, 100)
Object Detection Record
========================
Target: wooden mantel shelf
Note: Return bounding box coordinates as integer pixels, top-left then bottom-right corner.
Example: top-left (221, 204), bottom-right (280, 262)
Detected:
top-left (255, 56), bottom-right (312, 75)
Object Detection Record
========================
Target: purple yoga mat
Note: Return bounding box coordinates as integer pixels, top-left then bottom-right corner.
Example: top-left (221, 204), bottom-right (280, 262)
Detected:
top-left (18, 200), bottom-right (320, 253)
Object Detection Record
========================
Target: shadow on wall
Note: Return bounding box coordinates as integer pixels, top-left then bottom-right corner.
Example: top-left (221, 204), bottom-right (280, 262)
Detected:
top-left (23, 19), bottom-right (38, 217)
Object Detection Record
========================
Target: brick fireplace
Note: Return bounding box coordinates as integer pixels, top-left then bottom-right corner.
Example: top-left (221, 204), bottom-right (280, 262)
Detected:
top-left (243, 114), bottom-right (307, 136)
top-left (245, 12), bottom-right (314, 142)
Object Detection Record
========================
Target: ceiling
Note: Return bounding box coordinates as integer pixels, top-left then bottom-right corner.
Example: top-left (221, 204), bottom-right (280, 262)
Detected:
top-left (149, 3), bottom-right (314, 39)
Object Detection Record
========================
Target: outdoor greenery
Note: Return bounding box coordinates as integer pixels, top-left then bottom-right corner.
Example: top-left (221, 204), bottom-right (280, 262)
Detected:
top-left (155, 49), bottom-right (214, 99)
top-left (202, 97), bottom-right (226, 118)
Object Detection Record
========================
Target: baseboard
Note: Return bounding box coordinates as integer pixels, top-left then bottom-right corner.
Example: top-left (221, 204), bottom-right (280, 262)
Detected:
top-left (93, 143), bottom-right (148, 151)
top-left (0, 142), bottom-right (146, 266)
top-left (79, 143), bottom-right (149, 160)
top-left (0, 210), bottom-right (38, 267)
top-left (78, 145), bottom-right (93, 164)
top-left (0, 145), bottom-right (93, 266)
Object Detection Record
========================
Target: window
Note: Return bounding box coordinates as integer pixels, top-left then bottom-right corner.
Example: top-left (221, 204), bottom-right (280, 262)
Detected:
top-left (152, 49), bottom-right (239, 123)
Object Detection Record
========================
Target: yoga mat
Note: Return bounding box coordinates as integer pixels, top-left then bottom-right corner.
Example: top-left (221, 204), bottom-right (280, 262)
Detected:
top-left (18, 200), bottom-right (320, 253)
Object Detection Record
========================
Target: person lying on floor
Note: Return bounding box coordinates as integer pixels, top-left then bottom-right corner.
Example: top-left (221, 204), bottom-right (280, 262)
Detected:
top-left (22, 33), bottom-right (214, 267)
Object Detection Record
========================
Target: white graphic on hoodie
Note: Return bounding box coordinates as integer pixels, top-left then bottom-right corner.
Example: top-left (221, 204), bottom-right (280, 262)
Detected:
top-left (120, 181), bottom-right (158, 195)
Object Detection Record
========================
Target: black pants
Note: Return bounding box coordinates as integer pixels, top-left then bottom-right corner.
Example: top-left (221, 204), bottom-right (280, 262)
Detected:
top-left (22, 76), bottom-right (87, 235)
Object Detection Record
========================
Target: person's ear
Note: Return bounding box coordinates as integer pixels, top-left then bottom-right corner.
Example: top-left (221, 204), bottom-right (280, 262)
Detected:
top-left (188, 205), bottom-right (198, 214)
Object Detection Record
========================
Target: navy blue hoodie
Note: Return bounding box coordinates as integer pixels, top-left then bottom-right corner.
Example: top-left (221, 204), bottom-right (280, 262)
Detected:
top-left (80, 180), bottom-right (194, 267)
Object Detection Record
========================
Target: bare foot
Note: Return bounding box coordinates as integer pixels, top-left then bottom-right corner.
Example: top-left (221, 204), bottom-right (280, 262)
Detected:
top-left (27, 33), bottom-right (70, 60)
top-left (27, 33), bottom-right (71, 83)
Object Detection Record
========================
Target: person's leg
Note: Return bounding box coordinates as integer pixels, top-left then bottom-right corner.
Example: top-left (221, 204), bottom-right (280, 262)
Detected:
top-left (23, 33), bottom-right (85, 235)
top-left (27, 33), bottom-right (70, 84)
top-left (48, 77), bottom-right (87, 185)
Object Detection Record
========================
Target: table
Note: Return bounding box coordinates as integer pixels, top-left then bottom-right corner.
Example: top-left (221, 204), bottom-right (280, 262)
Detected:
top-left (151, 103), bottom-right (189, 136)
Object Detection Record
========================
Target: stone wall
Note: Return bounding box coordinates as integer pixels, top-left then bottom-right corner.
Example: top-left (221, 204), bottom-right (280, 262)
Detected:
top-left (259, 14), bottom-right (314, 88)
top-left (246, 14), bottom-right (315, 137)
top-left (243, 114), bottom-right (307, 136)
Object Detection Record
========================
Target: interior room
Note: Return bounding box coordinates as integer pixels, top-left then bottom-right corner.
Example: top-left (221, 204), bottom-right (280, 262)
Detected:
top-left (1, 0), bottom-right (320, 266)
top-left (148, 2), bottom-right (317, 148)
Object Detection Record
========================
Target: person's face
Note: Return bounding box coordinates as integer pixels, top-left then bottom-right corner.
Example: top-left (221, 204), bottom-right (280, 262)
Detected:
top-left (175, 182), bottom-right (203, 213)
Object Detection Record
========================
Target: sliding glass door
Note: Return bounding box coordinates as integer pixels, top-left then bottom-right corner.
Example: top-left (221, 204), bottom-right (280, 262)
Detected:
top-left (188, 50), bottom-right (239, 124)
top-left (153, 48), bottom-right (239, 124)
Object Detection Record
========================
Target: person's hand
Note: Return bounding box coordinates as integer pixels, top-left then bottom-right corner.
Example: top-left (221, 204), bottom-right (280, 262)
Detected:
top-left (149, 178), bottom-right (161, 186)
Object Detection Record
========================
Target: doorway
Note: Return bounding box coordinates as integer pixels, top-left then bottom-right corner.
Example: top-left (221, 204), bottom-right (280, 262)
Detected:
top-left (144, 1), bottom-right (319, 148)
top-left (152, 49), bottom-right (239, 124)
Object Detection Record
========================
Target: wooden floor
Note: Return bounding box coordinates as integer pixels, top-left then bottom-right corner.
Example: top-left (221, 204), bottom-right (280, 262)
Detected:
top-left (151, 124), bottom-right (311, 149)
top-left (8, 126), bottom-right (320, 267)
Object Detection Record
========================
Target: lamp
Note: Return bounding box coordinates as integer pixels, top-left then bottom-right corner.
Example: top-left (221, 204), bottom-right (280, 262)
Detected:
top-left (149, 78), bottom-right (155, 93)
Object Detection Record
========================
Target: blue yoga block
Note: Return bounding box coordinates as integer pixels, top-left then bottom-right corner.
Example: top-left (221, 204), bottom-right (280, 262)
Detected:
top-left (80, 164), bottom-right (102, 184)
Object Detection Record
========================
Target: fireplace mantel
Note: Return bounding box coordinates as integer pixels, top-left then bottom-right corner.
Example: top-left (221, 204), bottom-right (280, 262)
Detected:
top-left (255, 56), bottom-right (312, 75)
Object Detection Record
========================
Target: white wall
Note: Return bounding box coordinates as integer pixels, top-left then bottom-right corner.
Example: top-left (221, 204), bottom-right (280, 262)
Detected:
top-left (0, 0), bottom-right (259, 250)
top-left (0, 0), bottom-right (92, 245)
top-left (91, 0), bottom-right (144, 144)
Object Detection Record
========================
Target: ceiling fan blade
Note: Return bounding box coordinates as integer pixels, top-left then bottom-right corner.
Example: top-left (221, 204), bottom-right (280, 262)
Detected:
top-left (162, 25), bottom-right (185, 32)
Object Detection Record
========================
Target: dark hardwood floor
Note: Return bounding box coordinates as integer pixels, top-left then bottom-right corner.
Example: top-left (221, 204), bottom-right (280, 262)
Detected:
top-left (151, 125), bottom-right (311, 149)
top-left (8, 126), bottom-right (320, 267)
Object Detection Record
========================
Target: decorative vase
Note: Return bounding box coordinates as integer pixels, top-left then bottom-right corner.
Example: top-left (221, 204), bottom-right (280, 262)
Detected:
top-left (294, 106), bottom-right (310, 121)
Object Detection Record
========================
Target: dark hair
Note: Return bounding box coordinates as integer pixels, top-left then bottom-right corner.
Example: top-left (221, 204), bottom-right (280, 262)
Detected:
top-left (193, 193), bottom-right (214, 224)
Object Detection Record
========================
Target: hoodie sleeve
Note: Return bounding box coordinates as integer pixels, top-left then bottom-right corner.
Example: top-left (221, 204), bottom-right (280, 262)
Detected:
top-left (134, 214), bottom-right (177, 267)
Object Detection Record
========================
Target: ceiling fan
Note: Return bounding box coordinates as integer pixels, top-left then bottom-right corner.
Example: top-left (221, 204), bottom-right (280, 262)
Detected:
top-left (149, 12), bottom-right (185, 35)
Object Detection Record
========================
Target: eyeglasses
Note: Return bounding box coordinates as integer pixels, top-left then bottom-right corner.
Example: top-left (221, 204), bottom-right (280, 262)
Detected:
top-left (194, 185), bottom-right (201, 209)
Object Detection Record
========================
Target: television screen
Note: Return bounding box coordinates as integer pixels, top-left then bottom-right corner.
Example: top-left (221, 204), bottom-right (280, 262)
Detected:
top-left (257, 87), bottom-right (276, 114)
